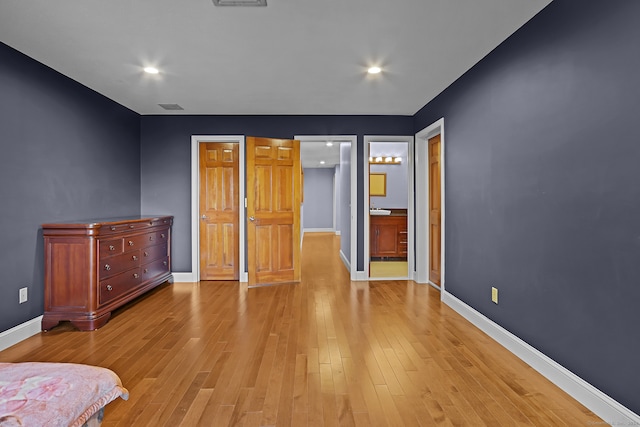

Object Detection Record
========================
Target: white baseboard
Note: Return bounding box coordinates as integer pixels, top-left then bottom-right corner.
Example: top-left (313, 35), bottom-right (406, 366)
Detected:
top-left (0, 316), bottom-right (43, 352)
top-left (355, 271), bottom-right (367, 281)
top-left (173, 271), bottom-right (247, 283)
top-left (172, 272), bottom-right (197, 282)
top-left (442, 291), bottom-right (640, 425)
top-left (339, 249), bottom-right (351, 273)
top-left (303, 228), bottom-right (335, 233)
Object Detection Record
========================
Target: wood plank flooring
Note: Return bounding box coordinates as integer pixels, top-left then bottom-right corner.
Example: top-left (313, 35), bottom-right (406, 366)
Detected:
top-left (0, 233), bottom-right (602, 426)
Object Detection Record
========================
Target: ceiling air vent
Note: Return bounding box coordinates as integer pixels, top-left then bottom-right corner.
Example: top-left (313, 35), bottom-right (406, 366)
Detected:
top-left (212, 0), bottom-right (266, 6)
top-left (158, 104), bottom-right (184, 111)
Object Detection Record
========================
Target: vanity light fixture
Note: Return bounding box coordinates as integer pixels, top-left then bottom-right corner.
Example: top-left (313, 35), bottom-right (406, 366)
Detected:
top-left (144, 67), bottom-right (159, 74)
top-left (369, 156), bottom-right (402, 165)
top-left (320, 161), bottom-right (326, 165)
top-left (326, 142), bottom-right (333, 147)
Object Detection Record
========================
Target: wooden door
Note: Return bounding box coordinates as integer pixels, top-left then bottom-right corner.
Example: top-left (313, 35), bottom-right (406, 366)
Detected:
top-left (429, 135), bottom-right (441, 285)
top-left (199, 142), bottom-right (239, 280)
top-left (246, 137), bottom-right (301, 284)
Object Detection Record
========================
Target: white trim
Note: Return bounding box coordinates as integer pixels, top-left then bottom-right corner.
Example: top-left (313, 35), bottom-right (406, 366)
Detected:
top-left (191, 136), bottom-right (247, 283)
top-left (442, 291), bottom-right (640, 425)
top-left (363, 136), bottom-right (415, 281)
top-left (415, 118), bottom-right (446, 291)
top-left (172, 272), bottom-right (197, 282)
top-left (0, 316), bottom-right (42, 352)
top-left (303, 228), bottom-right (334, 233)
top-left (339, 249), bottom-right (351, 272)
top-left (335, 230), bottom-right (341, 236)
top-left (355, 271), bottom-right (367, 281)
top-left (295, 135), bottom-right (358, 280)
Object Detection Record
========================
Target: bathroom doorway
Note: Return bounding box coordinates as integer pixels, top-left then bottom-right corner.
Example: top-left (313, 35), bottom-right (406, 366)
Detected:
top-left (364, 136), bottom-right (414, 280)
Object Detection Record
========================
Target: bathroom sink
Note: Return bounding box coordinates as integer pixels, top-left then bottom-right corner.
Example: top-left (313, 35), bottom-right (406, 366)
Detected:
top-left (370, 209), bottom-right (391, 216)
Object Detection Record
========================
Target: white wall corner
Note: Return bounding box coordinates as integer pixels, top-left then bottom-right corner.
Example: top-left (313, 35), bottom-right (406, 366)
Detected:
top-left (0, 316), bottom-right (43, 352)
top-left (441, 290), bottom-right (640, 425)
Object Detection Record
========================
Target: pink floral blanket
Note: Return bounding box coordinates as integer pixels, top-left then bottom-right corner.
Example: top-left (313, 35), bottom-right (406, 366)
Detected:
top-left (0, 362), bottom-right (128, 427)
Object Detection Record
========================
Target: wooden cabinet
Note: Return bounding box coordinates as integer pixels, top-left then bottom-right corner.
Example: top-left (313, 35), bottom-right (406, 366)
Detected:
top-left (42, 216), bottom-right (173, 331)
top-left (370, 215), bottom-right (407, 259)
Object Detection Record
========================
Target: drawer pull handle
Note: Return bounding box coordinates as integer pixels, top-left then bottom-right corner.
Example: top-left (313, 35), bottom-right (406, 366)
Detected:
top-left (132, 255), bottom-right (138, 261)
top-left (109, 245), bottom-right (115, 251)
top-left (144, 251), bottom-right (149, 257)
top-left (161, 234), bottom-right (166, 239)
top-left (163, 261), bottom-right (168, 266)
top-left (106, 285), bottom-right (113, 291)
top-left (399, 231), bottom-right (408, 234)
top-left (144, 268), bottom-right (149, 273)
top-left (149, 221), bottom-right (153, 225)
top-left (104, 264), bottom-right (111, 271)
top-left (128, 241), bottom-right (134, 246)
top-left (133, 273), bottom-right (139, 279)
top-left (149, 236), bottom-right (154, 241)
top-left (110, 226), bottom-right (116, 231)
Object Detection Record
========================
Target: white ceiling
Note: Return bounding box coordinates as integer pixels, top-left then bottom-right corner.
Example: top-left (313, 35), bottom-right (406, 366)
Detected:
top-left (0, 0), bottom-right (551, 116)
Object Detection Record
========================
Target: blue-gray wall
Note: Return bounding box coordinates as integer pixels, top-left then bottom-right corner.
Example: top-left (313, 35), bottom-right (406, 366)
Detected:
top-left (0, 42), bottom-right (141, 332)
top-left (140, 116), bottom-right (412, 272)
top-left (302, 168), bottom-right (334, 230)
top-left (414, 0), bottom-right (640, 414)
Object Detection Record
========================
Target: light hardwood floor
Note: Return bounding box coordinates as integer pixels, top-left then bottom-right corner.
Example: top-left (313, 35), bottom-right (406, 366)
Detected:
top-left (0, 233), bottom-right (601, 426)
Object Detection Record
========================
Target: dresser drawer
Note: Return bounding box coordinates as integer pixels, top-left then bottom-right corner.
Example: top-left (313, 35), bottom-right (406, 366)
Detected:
top-left (125, 230), bottom-right (168, 251)
top-left (99, 238), bottom-right (123, 258)
top-left (101, 222), bottom-right (150, 235)
top-left (149, 230), bottom-right (169, 246)
top-left (142, 257), bottom-right (170, 281)
top-left (99, 268), bottom-right (143, 306)
top-left (141, 244), bottom-right (168, 263)
top-left (99, 250), bottom-right (141, 279)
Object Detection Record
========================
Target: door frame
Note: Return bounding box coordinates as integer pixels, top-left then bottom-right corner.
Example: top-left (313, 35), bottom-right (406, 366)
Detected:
top-left (363, 135), bottom-right (415, 280)
top-left (295, 135), bottom-right (357, 280)
top-left (415, 118), bottom-right (445, 291)
top-left (190, 135), bottom-right (247, 282)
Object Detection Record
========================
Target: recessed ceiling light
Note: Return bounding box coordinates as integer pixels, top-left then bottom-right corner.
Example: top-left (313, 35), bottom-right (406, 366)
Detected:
top-left (320, 161), bottom-right (326, 165)
top-left (368, 66), bottom-right (382, 74)
top-left (144, 67), bottom-right (159, 74)
top-left (326, 142), bottom-right (333, 147)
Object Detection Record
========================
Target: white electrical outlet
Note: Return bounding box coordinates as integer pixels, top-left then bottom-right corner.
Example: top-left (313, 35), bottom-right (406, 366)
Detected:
top-left (19, 287), bottom-right (28, 304)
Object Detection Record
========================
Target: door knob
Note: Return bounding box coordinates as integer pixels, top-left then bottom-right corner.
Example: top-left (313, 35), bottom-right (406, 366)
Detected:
top-left (249, 216), bottom-right (255, 221)
top-left (201, 215), bottom-right (207, 220)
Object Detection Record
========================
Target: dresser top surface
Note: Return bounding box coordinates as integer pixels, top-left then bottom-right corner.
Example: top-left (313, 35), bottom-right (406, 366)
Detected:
top-left (42, 215), bottom-right (173, 229)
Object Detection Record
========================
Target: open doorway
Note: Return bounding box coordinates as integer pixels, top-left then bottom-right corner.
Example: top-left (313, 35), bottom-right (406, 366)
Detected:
top-left (415, 118), bottom-right (445, 290)
top-left (296, 135), bottom-right (357, 280)
top-left (364, 136), bottom-right (414, 280)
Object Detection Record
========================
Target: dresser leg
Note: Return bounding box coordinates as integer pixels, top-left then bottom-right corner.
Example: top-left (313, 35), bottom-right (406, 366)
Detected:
top-left (41, 316), bottom-right (61, 332)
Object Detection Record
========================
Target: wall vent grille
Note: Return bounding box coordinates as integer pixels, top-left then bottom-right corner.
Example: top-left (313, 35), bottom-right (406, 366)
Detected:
top-left (212, 0), bottom-right (266, 6)
top-left (158, 104), bottom-right (184, 110)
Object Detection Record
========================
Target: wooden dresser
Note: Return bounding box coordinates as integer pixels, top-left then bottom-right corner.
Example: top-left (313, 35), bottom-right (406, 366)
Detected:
top-left (42, 216), bottom-right (173, 331)
top-left (370, 214), bottom-right (408, 260)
